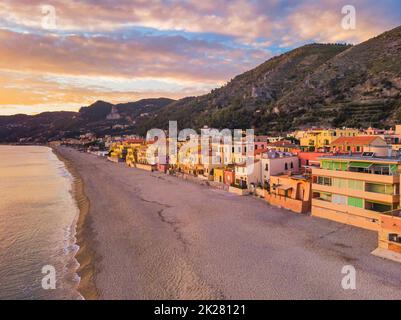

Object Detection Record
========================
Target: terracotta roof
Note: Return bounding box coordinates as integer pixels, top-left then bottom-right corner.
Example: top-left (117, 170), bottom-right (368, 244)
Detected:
top-left (266, 140), bottom-right (298, 148)
top-left (330, 136), bottom-right (383, 146)
top-left (254, 148), bottom-right (268, 155)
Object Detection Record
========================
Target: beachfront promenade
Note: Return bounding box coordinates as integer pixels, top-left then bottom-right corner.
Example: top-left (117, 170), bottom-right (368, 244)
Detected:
top-left (57, 147), bottom-right (401, 299)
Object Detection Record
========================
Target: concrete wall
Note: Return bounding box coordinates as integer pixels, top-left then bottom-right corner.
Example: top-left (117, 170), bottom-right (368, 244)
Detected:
top-left (311, 199), bottom-right (380, 231)
top-left (265, 193), bottom-right (309, 214)
top-left (229, 186), bottom-right (250, 196)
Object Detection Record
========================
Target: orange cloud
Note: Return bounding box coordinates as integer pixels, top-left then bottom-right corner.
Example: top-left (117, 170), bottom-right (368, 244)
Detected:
top-left (0, 0), bottom-right (399, 115)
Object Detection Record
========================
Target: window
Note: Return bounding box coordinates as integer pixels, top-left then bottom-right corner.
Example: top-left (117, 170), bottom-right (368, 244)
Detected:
top-left (366, 183), bottom-right (395, 195)
top-left (333, 161), bottom-right (347, 171)
top-left (285, 163), bottom-right (288, 170)
top-left (316, 176), bottom-right (332, 186)
top-left (332, 178), bottom-right (347, 188)
top-left (313, 191), bottom-right (332, 202)
top-left (348, 179), bottom-right (364, 190)
top-left (332, 194), bottom-right (347, 205)
top-left (365, 201), bottom-right (392, 213)
top-left (290, 162), bottom-right (294, 169)
top-left (322, 161), bottom-right (347, 171)
top-left (265, 163), bottom-right (269, 171)
top-left (348, 197), bottom-right (363, 208)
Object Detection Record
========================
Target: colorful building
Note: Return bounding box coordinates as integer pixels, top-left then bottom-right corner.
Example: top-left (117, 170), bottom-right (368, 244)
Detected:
top-left (261, 152), bottom-right (299, 184)
top-left (330, 136), bottom-right (388, 154)
top-left (312, 155), bottom-right (401, 231)
top-left (378, 211), bottom-right (401, 253)
top-left (213, 167), bottom-right (225, 183)
top-left (265, 174), bottom-right (312, 214)
top-left (299, 128), bottom-right (360, 151)
top-left (296, 152), bottom-right (332, 172)
top-left (234, 160), bottom-right (262, 189)
top-left (224, 169), bottom-right (235, 186)
top-left (108, 142), bottom-right (128, 163)
top-left (265, 140), bottom-right (299, 153)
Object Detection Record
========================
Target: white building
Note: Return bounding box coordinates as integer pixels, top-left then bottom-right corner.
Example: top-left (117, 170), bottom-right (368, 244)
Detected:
top-left (261, 151), bottom-right (299, 183)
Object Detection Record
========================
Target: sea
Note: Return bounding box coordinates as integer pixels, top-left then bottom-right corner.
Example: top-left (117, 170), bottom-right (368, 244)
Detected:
top-left (0, 145), bottom-right (82, 299)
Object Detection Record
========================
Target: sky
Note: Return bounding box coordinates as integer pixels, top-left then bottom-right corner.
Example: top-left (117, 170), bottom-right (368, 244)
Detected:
top-left (0, 0), bottom-right (400, 115)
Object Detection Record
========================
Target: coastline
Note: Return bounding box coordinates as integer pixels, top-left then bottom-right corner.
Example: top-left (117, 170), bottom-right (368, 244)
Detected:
top-left (52, 147), bottom-right (100, 300)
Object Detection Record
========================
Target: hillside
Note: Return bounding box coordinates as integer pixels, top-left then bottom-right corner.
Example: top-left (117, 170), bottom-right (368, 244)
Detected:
top-left (276, 25), bottom-right (401, 130)
top-left (138, 26), bottom-right (401, 134)
top-left (136, 43), bottom-right (351, 134)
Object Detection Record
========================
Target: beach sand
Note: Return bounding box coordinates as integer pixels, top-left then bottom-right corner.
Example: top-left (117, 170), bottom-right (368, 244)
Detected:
top-left (55, 147), bottom-right (401, 300)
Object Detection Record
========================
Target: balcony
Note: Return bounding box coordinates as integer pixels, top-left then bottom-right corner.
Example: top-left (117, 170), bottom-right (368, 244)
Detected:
top-left (312, 183), bottom-right (400, 203)
top-left (312, 198), bottom-right (380, 220)
top-left (313, 168), bottom-right (400, 184)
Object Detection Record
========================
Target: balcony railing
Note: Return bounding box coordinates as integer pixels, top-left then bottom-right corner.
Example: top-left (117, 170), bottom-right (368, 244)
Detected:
top-left (383, 209), bottom-right (401, 218)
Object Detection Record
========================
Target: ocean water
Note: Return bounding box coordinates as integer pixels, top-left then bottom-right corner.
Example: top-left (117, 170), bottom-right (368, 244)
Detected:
top-left (0, 145), bottom-right (81, 300)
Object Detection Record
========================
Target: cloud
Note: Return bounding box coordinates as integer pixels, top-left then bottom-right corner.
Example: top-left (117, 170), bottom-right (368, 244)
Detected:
top-left (0, 0), bottom-right (400, 114)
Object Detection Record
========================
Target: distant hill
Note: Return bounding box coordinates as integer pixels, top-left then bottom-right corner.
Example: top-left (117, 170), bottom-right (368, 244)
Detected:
top-left (0, 98), bottom-right (174, 143)
top-left (1, 25), bottom-right (400, 142)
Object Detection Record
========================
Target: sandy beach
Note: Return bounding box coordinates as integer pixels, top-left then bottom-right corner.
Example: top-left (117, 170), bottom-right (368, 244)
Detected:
top-left (55, 147), bottom-right (401, 300)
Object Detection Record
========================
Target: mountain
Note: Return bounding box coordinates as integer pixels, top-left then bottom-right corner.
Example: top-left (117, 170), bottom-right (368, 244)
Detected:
top-left (136, 43), bottom-right (351, 134)
top-left (137, 25), bottom-right (401, 134)
top-left (276, 26), bottom-right (401, 130)
top-left (1, 25), bottom-right (400, 142)
top-left (0, 98), bottom-right (174, 143)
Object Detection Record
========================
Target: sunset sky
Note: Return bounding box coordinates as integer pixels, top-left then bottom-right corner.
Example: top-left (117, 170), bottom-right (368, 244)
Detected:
top-left (0, 0), bottom-right (400, 115)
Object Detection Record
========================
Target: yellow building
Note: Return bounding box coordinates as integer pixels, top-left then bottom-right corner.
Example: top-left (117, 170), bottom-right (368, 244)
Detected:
top-left (108, 142), bottom-right (127, 163)
top-left (213, 167), bottom-right (225, 183)
top-left (299, 128), bottom-right (360, 151)
top-left (125, 139), bottom-right (145, 167)
top-left (312, 155), bottom-right (400, 231)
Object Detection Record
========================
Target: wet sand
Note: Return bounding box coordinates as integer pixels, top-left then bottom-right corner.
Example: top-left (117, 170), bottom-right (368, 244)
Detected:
top-left (55, 147), bottom-right (401, 300)
top-left (53, 149), bottom-right (99, 299)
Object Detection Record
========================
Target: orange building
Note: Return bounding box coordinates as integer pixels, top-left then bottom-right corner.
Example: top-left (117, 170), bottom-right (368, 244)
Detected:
top-left (266, 140), bottom-right (300, 153)
top-left (224, 169), bottom-right (235, 186)
top-left (330, 136), bottom-right (387, 154)
top-left (312, 155), bottom-right (400, 231)
top-left (264, 174), bottom-right (312, 214)
top-left (372, 211), bottom-right (401, 262)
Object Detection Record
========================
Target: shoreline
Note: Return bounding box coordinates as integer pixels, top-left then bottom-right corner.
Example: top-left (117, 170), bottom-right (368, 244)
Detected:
top-left (52, 147), bottom-right (100, 300)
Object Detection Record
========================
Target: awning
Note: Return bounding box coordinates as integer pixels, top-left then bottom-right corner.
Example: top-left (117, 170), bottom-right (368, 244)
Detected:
top-left (277, 185), bottom-right (293, 191)
top-left (348, 161), bottom-right (372, 169)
